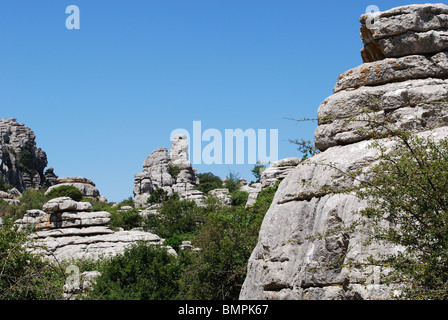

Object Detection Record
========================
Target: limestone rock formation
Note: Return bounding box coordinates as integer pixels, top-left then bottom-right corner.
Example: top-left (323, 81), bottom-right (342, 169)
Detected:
top-left (45, 177), bottom-right (101, 200)
top-left (0, 187), bottom-right (22, 205)
top-left (0, 118), bottom-right (57, 192)
top-left (242, 157), bottom-right (300, 207)
top-left (241, 4), bottom-right (448, 300)
top-left (15, 197), bottom-right (174, 261)
top-left (133, 135), bottom-right (199, 207)
top-left (360, 4), bottom-right (448, 62)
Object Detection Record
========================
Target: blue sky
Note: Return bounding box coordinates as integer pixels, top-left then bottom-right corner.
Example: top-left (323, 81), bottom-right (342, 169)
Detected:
top-left (0, 0), bottom-right (435, 202)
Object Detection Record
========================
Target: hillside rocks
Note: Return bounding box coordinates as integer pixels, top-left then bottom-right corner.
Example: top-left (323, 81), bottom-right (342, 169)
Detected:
top-left (0, 118), bottom-right (56, 192)
top-left (133, 135), bottom-right (199, 207)
top-left (241, 4), bottom-right (448, 300)
top-left (15, 197), bottom-right (172, 261)
top-left (45, 177), bottom-right (101, 200)
top-left (0, 188), bottom-right (21, 205)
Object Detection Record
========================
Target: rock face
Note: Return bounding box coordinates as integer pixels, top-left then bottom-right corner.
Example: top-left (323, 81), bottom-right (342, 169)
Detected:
top-left (133, 135), bottom-right (199, 207)
top-left (45, 177), bottom-right (101, 200)
top-left (0, 118), bottom-right (57, 192)
top-left (240, 4), bottom-right (448, 300)
top-left (15, 197), bottom-right (171, 261)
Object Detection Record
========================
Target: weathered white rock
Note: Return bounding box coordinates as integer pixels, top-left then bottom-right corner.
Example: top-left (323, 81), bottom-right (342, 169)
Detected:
top-left (315, 79), bottom-right (448, 151)
top-left (360, 4), bottom-right (448, 62)
top-left (241, 127), bottom-right (448, 300)
top-left (43, 197), bottom-right (93, 214)
top-left (133, 138), bottom-right (199, 207)
top-left (334, 52), bottom-right (448, 93)
top-left (0, 118), bottom-right (54, 192)
top-left (241, 4), bottom-right (448, 300)
top-left (208, 188), bottom-right (232, 206)
top-left (360, 3), bottom-right (448, 45)
top-left (259, 158), bottom-right (300, 188)
top-left (15, 197), bottom-right (171, 262)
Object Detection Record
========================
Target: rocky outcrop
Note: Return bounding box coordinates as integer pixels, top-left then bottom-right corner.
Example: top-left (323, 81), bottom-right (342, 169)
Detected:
top-left (360, 4), bottom-right (448, 62)
top-left (242, 158), bottom-right (300, 207)
top-left (15, 197), bottom-right (174, 261)
top-left (133, 135), bottom-right (199, 207)
top-left (45, 177), bottom-right (101, 200)
top-left (241, 4), bottom-right (448, 300)
top-left (0, 118), bottom-right (56, 192)
top-left (0, 187), bottom-right (21, 205)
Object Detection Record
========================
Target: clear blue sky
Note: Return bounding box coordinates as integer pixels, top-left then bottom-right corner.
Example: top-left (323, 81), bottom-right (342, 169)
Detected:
top-left (0, 0), bottom-right (433, 202)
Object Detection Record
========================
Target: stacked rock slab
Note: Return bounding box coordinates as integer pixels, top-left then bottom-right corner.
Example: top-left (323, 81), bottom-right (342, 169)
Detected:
top-left (15, 197), bottom-right (169, 261)
top-left (0, 118), bottom-right (56, 192)
top-left (45, 177), bottom-right (101, 200)
top-left (133, 134), bottom-right (199, 207)
top-left (240, 4), bottom-right (448, 300)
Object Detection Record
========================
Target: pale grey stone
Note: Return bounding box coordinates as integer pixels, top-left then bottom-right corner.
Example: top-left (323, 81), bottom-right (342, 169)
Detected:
top-left (359, 4), bottom-right (448, 62)
top-left (315, 79), bottom-right (448, 151)
top-left (334, 53), bottom-right (448, 93)
top-left (240, 127), bottom-right (448, 300)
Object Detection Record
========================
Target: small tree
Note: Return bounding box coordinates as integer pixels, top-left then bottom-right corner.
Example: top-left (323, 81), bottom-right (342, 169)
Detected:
top-left (251, 162), bottom-right (266, 183)
top-left (86, 242), bottom-right (185, 300)
top-left (224, 171), bottom-right (241, 193)
top-left (196, 172), bottom-right (222, 194)
top-left (354, 132), bottom-right (448, 299)
top-left (147, 188), bottom-right (169, 204)
top-left (0, 219), bottom-right (65, 299)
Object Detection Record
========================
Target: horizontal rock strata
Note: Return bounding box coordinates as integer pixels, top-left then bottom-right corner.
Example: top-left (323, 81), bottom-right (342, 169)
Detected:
top-left (241, 4), bottom-right (448, 300)
top-left (15, 197), bottom-right (173, 261)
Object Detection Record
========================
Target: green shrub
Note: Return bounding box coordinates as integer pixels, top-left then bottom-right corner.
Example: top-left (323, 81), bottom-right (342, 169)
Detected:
top-left (17, 148), bottom-right (33, 172)
top-left (47, 185), bottom-right (83, 202)
top-left (0, 176), bottom-right (13, 192)
top-left (147, 188), bottom-right (169, 204)
top-left (168, 163), bottom-right (181, 179)
top-left (230, 190), bottom-right (249, 207)
top-left (195, 172), bottom-right (223, 193)
top-left (224, 171), bottom-right (241, 193)
top-left (163, 234), bottom-right (185, 252)
top-left (0, 219), bottom-right (65, 299)
top-left (119, 196), bottom-right (135, 208)
top-left (110, 209), bottom-right (143, 231)
top-left (251, 162), bottom-right (266, 183)
top-left (85, 242), bottom-right (185, 300)
top-left (353, 133), bottom-right (448, 299)
top-left (144, 198), bottom-right (199, 239)
top-left (179, 180), bottom-right (279, 300)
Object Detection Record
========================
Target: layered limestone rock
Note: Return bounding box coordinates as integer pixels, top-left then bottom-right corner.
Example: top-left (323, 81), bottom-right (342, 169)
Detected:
top-left (15, 197), bottom-right (173, 261)
top-left (360, 3), bottom-right (448, 62)
top-left (45, 177), bottom-right (101, 200)
top-left (242, 158), bottom-right (300, 207)
top-left (133, 135), bottom-right (199, 207)
top-left (0, 118), bottom-right (57, 192)
top-left (0, 187), bottom-right (21, 205)
top-left (241, 4), bottom-right (448, 300)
